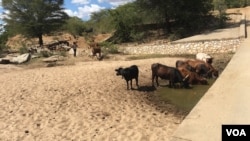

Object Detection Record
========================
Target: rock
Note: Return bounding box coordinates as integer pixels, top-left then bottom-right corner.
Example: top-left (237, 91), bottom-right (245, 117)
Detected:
top-left (11, 53), bottom-right (31, 64)
top-left (42, 57), bottom-right (58, 63)
top-left (0, 58), bottom-right (11, 64)
top-left (68, 48), bottom-right (78, 56)
top-left (42, 55), bottom-right (66, 63)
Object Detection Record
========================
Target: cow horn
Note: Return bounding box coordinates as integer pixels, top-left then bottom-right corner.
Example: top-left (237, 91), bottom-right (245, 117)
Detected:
top-left (183, 74), bottom-right (189, 81)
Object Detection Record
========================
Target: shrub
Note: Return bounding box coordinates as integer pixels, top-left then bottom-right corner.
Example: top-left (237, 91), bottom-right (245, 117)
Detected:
top-left (100, 42), bottom-right (119, 54)
top-left (19, 45), bottom-right (29, 54)
top-left (130, 31), bottom-right (145, 42)
top-left (40, 50), bottom-right (53, 57)
top-left (58, 51), bottom-right (67, 57)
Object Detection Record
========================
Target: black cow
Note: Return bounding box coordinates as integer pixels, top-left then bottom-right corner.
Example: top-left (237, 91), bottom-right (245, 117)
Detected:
top-left (151, 63), bottom-right (189, 88)
top-left (115, 65), bottom-right (139, 90)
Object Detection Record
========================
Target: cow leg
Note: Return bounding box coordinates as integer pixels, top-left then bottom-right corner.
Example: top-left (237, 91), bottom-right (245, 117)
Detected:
top-left (126, 80), bottom-right (129, 90)
top-left (156, 76), bottom-right (159, 86)
top-left (169, 81), bottom-right (172, 88)
top-left (130, 80), bottom-right (133, 90)
top-left (135, 77), bottom-right (139, 88)
top-left (152, 74), bottom-right (155, 86)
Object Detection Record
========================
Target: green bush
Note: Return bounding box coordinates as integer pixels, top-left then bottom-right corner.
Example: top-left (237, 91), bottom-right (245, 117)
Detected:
top-left (100, 42), bottom-right (119, 54)
top-left (131, 31), bottom-right (145, 42)
top-left (0, 44), bottom-right (9, 56)
top-left (19, 46), bottom-right (29, 54)
top-left (58, 51), bottom-right (67, 57)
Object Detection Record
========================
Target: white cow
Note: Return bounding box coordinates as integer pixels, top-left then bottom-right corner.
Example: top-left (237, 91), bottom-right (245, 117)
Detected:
top-left (196, 53), bottom-right (213, 64)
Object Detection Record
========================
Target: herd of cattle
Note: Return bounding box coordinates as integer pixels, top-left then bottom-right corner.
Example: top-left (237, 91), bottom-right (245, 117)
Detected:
top-left (115, 53), bottom-right (219, 90)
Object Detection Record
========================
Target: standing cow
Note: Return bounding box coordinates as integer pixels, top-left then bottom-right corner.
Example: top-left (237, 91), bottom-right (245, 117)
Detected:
top-left (115, 65), bottom-right (139, 90)
top-left (151, 63), bottom-right (189, 88)
top-left (89, 42), bottom-right (102, 60)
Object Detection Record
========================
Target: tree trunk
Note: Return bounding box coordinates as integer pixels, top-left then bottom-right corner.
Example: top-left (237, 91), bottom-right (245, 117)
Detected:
top-left (38, 34), bottom-right (43, 46)
top-left (165, 16), bottom-right (171, 33)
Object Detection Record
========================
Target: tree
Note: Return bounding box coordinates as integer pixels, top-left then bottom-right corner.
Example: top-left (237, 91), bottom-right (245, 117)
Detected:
top-left (109, 2), bottom-right (143, 43)
top-left (136, 0), bottom-right (213, 33)
top-left (224, 0), bottom-right (248, 8)
top-left (88, 9), bottom-right (114, 33)
top-left (62, 17), bottom-right (86, 37)
top-left (136, 0), bottom-right (179, 32)
top-left (2, 0), bottom-right (69, 46)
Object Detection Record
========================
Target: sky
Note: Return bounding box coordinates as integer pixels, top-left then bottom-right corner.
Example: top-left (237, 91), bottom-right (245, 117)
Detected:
top-left (0, 0), bottom-right (134, 21)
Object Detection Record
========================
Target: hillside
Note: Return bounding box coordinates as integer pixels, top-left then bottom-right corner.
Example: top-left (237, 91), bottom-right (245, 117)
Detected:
top-left (6, 33), bottom-right (112, 51)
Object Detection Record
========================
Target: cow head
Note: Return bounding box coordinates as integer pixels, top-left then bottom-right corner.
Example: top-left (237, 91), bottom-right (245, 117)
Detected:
top-left (213, 69), bottom-right (219, 78)
top-left (206, 58), bottom-right (213, 64)
top-left (115, 67), bottom-right (123, 76)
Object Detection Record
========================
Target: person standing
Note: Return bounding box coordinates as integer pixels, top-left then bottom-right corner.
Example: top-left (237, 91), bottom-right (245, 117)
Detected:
top-left (72, 42), bottom-right (77, 57)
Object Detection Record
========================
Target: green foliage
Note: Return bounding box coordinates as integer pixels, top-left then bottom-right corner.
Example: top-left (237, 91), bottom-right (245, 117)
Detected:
top-left (2, 0), bottom-right (69, 46)
top-left (137, 0), bottom-right (213, 34)
top-left (88, 9), bottom-right (114, 34)
top-left (58, 51), bottom-right (68, 57)
top-left (40, 50), bottom-right (53, 58)
top-left (0, 31), bottom-right (9, 55)
top-left (99, 42), bottom-right (119, 54)
top-left (19, 45), bottom-right (29, 54)
top-left (62, 17), bottom-right (86, 37)
top-left (87, 0), bottom-right (220, 43)
top-left (109, 3), bottom-right (143, 43)
top-left (224, 0), bottom-right (250, 8)
top-left (130, 31), bottom-right (146, 42)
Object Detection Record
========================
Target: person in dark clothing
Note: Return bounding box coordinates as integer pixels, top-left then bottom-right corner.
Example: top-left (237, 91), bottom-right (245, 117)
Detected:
top-left (72, 42), bottom-right (77, 57)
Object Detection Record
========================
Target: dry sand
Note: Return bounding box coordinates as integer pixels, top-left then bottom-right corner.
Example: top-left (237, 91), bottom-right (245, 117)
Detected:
top-left (0, 57), bottom-right (189, 141)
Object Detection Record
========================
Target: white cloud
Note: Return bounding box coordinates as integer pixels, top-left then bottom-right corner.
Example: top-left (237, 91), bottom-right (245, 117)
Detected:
top-left (72, 0), bottom-right (90, 5)
top-left (98, 0), bottom-right (134, 6)
top-left (64, 4), bottom-right (105, 20)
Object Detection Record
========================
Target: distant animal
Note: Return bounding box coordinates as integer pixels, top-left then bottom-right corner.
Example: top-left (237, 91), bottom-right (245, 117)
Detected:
top-left (185, 59), bottom-right (219, 78)
top-left (151, 63), bottom-right (189, 88)
top-left (177, 66), bottom-right (208, 85)
top-left (196, 53), bottom-right (213, 64)
top-left (115, 65), bottom-right (139, 90)
top-left (89, 42), bottom-right (102, 59)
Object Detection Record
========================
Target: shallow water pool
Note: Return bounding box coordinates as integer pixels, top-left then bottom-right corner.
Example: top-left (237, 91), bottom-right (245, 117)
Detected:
top-left (156, 79), bottom-right (216, 112)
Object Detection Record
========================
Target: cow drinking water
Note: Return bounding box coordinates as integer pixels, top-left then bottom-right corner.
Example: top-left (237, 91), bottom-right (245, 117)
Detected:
top-left (115, 65), bottom-right (139, 90)
top-left (185, 59), bottom-right (219, 79)
top-left (151, 63), bottom-right (189, 88)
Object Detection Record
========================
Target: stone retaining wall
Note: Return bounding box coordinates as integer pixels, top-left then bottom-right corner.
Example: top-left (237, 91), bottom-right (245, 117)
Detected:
top-left (120, 38), bottom-right (243, 55)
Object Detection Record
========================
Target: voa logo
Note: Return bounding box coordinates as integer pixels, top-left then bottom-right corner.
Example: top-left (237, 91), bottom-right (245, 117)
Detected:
top-left (226, 129), bottom-right (246, 136)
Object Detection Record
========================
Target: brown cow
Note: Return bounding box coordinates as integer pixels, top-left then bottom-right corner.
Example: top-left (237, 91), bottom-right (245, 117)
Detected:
top-left (177, 66), bottom-right (208, 85)
top-left (176, 60), bottom-right (194, 71)
top-left (89, 42), bottom-right (102, 59)
top-left (184, 59), bottom-right (218, 79)
top-left (151, 63), bottom-right (190, 88)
